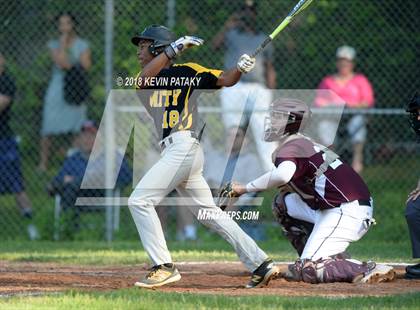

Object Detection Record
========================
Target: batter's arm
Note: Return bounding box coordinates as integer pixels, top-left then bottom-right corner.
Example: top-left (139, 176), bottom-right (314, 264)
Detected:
top-left (216, 67), bottom-right (242, 87)
top-left (137, 53), bottom-right (171, 88)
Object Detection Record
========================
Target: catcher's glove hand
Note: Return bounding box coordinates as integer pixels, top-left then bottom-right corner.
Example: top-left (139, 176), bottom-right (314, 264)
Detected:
top-left (217, 182), bottom-right (241, 211)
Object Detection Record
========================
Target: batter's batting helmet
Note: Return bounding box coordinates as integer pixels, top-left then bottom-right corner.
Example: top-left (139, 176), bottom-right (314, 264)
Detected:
top-left (264, 98), bottom-right (311, 142)
top-left (406, 92), bottom-right (420, 141)
top-left (131, 25), bottom-right (175, 56)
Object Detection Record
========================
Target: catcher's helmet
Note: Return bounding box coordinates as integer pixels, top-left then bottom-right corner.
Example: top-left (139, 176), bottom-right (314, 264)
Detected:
top-left (406, 92), bottom-right (420, 141)
top-left (131, 25), bottom-right (175, 56)
top-left (264, 98), bottom-right (311, 142)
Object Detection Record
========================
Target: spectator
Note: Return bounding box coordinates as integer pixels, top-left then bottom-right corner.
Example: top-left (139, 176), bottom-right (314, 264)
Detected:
top-left (315, 45), bottom-right (374, 173)
top-left (212, 0), bottom-right (277, 171)
top-left (204, 126), bottom-right (265, 240)
top-left (0, 52), bottom-right (39, 240)
top-left (38, 13), bottom-right (91, 172)
top-left (405, 92), bottom-right (420, 280)
top-left (48, 120), bottom-right (132, 234)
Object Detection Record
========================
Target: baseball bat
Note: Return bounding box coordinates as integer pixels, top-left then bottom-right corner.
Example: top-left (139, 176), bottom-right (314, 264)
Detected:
top-left (252, 0), bottom-right (315, 57)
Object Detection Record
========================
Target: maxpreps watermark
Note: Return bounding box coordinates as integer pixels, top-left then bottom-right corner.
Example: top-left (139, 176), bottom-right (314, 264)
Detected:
top-left (197, 209), bottom-right (260, 221)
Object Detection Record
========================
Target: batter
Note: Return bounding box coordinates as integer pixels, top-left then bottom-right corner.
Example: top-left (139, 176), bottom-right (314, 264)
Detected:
top-left (128, 25), bottom-right (278, 289)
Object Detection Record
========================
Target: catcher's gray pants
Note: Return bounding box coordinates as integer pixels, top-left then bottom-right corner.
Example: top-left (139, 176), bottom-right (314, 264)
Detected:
top-left (128, 131), bottom-right (268, 271)
top-left (406, 198), bottom-right (420, 258)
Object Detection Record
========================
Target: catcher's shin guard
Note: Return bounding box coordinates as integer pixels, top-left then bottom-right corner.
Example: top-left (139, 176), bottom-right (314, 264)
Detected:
top-left (285, 258), bottom-right (373, 284)
top-left (271, 193), bottom-right (314, 256)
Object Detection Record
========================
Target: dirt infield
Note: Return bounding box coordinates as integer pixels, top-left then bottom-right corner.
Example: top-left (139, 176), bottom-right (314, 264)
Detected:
top-left (1, 261), bottom-right (419, 298)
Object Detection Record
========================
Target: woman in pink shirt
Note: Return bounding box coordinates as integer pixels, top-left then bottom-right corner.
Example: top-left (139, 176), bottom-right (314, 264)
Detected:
top-left (315, 46), bottom-right (374, 173)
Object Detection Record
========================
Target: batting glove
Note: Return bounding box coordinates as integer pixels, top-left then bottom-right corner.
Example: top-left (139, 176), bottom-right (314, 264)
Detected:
top-left (237, 54), bottom-right (256, 73)
top-left (165, 36), bottom-right (204, 59)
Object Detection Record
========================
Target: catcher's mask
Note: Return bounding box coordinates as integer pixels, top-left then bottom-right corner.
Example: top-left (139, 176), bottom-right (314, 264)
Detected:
top-left (131, 25), bottom-right (175, 56)
top-left (264, 98), bottom-right (311, 142)
top-left (406, 92), bottom-right (420, 142)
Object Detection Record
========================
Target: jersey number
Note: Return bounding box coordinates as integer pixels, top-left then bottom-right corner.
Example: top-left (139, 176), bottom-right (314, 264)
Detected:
top-left (162, 110), bottom-right (180, 129)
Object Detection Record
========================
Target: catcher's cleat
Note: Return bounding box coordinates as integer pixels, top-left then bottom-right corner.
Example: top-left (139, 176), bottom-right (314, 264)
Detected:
top-left (246, 259), bottom-right (279, 288)
top-left (135, 263), bottom-right (181, 288)
top-left (353, 263), bottom-right (396, 283)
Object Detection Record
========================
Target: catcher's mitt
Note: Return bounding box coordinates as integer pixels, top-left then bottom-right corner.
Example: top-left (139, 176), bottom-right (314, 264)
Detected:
top-left (217, 182), bottom-right (240, 211)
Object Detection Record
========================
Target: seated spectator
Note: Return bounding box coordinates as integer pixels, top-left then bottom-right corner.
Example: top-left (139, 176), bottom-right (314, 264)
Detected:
top-left (315, 46), bottom-right (374, 173)
top-left (0, 52), bottom-right (39, 240)
top-left (204, 125), bottom-right (266, 240)
top-left (48, 120), bottom-right (132, 234)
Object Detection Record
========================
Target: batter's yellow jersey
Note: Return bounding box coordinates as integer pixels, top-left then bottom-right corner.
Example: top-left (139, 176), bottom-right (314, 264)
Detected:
top-left (136, 62), bottom-right (222, 140)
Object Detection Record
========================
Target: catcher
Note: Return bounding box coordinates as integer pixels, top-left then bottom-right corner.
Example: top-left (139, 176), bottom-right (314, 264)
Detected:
top-left (219, 98), bottom-right (396, 284)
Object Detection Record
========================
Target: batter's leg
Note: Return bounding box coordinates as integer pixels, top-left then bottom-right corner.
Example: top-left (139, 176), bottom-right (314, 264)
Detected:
top-left (128, 161), bottom-right (176, 266)
top-left (176, 173), bottom-right (268, 271)
top-left (128, 142), bottom-right (199, 266)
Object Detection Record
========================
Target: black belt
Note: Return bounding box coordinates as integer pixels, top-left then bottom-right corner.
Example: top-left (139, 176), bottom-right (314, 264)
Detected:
top-left (160, 131), bottom-right (199, 150)
top-left (357, 199), bottom-right (372, 207)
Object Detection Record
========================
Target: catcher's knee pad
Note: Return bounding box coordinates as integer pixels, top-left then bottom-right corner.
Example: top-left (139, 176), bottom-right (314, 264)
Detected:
top-left (271, 193), bottom-right (314, 256)
top-left (286, 258), bottom-right (371, 284)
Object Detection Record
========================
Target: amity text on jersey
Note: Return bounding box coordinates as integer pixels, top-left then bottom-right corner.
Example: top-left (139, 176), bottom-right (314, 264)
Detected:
top-left (134, 76), bottom-right (203, 88)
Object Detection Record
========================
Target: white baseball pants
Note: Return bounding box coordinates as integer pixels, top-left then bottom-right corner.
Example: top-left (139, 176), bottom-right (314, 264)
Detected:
top-left (128, 131), bottom-right (268, 271)
top-left (284, 193), bottom-right (373, 260)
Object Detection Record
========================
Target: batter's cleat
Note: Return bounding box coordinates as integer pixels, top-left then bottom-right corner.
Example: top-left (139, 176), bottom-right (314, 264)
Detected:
top-left (246, 259), bottom-right (280, 288)
top-left (134, 263), bottom-right (181, 288)
top-left (355, 263), bottom-right (396, 283)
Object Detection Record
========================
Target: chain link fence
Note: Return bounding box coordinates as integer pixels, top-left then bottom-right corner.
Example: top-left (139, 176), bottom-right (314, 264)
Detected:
top-left (0, 0), bottom-right (418, 246)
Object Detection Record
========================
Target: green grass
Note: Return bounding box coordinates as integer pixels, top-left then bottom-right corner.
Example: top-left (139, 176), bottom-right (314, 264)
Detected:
top-left (1, 289), bottom-right (420, 310)
top-left (0, 150), bottom-right (417, 309)
top-left (0, 239), bottom-right (416, 265)
top-left (0, 240), bottom-right (417, 309)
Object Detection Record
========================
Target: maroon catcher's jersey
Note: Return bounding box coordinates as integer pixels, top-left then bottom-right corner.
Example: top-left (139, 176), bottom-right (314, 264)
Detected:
top-left (274, 137), bottom-right (371, 210)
